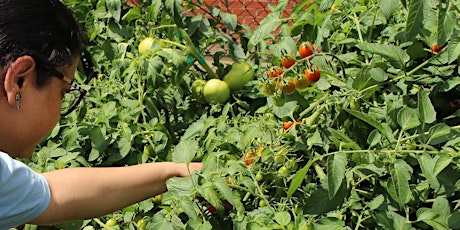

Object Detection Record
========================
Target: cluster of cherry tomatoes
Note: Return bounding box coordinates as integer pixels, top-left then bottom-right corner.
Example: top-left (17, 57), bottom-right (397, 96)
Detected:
top-left (263, 42), bottom-right (322, 106)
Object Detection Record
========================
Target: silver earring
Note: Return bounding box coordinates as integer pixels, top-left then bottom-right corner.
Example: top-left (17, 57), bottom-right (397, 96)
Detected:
top-left (15, 93), bottom-right (21, 110)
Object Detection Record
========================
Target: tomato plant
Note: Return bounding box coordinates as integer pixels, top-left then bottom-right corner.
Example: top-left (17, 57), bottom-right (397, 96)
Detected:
top-left (20, 0), bottom-right (460, 229)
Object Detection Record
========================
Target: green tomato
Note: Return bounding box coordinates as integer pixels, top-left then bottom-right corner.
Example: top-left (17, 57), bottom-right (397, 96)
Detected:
top-left (223, 61), bottom-right (255, 91)
top-left (203, 79), bottom-right (231, 104)
top-left (259, 199), bottom-right (267, 207)
top-left (152, 194), bottom-right (162, 204)
top-left (139, 37), bottom-right (155, 54)
top-left (191, 79), bottom-right (207, 103)
top-left (271, 94), bottom-right (286, 107)
top-left (255, 172), bottom-right (263, 181)
top-left (137, 219), bottom-right (147, 230)
top-left (105, 218), bottom-right (117, 227)
top-left (278, 166), bottom-right (289, 175)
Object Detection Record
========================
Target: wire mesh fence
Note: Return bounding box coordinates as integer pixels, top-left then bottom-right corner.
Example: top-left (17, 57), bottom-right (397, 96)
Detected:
top-left (186, 0), bottom-right (303, 55)
top-left (187, 0), bottom-right (303, 29)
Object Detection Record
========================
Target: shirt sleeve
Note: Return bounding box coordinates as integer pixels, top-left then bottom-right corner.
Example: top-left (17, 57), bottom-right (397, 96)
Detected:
top-left (0, 151), bottom-right (51, 229)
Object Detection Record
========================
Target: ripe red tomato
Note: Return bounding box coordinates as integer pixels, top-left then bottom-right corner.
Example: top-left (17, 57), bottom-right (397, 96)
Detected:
top-left (244, 153), bottom-right (258, 166)
top-left (281, 55), bottom-right (296, 69)
top-left (284, 121), bottom-right (294, 130)
top-left (299, 42), bottom-right (314, 58)
top-left (268, 66), bottom-right (284, 78)
top-left (208, 206), bottom-right (217, 214)
top-left (305, 66), bottom-right (321, 82)
top-left (431, 43), bottom-right (442, 53)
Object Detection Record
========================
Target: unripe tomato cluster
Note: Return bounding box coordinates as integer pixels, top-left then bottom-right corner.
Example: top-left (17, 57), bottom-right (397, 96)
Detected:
top-left (263, 42), bottom-right (322, 106)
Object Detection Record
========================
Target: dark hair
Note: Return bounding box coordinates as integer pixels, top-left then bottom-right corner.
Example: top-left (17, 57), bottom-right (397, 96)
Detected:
top-left (0, 0), bottom-right (83, 86)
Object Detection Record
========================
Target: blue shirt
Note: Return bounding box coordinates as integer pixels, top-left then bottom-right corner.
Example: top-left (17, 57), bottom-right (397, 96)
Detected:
top-left (0, 151), bottom-right (50, 229)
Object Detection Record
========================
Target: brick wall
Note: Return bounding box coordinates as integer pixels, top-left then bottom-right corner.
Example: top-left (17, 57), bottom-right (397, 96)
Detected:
top-left (187, 0), bottom-right (302, 30)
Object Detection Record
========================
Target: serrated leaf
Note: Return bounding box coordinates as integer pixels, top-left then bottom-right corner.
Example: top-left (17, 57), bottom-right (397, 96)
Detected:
top-left (327, 153), bottom-right (347, 199)
top-left (405, 0), bottom-right (424, 40)
top-left (172, 139), bottom-right (199, 163)
top-left (397, 107), bottom-right (420, 131)
top-left (356, 43), bottom-right (410, 69)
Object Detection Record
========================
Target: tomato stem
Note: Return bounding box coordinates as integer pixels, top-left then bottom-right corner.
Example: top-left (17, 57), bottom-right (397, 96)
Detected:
top-left (298, 92), bottom-right (329, 119)
top-left (178, 29), bottom-right (219, 79)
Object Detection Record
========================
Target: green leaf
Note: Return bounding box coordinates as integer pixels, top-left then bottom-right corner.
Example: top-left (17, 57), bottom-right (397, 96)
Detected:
top-left (172, 139), bottom-right (199, 163)
top-left (367, 129), bottom-right (382, 147)
top-left (149, 210), bottom-right (174, 230)
top-left (428, 123), bottom-right (451, 140)
top-left (447, 40), bottom-right (460, 64)
top-left (197, 182), bottom-right (224, 211)
top-left (378, 0), bottom-right (399, 19)
top-left (387, 160), bottom-right (413, 209)
top-left (356, 43), bottom-right (410, 69)
top-left (374, 211), bottom-right (413, 230)
top-left (186, 219), bottom-right (213, 230)
top-left (327, 153), bottom-right (347, 199)
top-left (274, 211), bottom-right (291, 227)
top-left (448, 210), bottom-right (460, 229)
top-left (122, 7), bottom-right (142, 22)
top-left (344, 109), bottom-right (386, 135)
top-left (418, 154), bottom-right (440, 190)
top-left (164, 0), bottom-right (184, 27)
top-left (439, 76), bottom-right (460, 92)
top-left (106, 0), bottom-right (121, 21)
top-left (437, 4), bottom-right (456, 47)
top-left (287, 159), bottom-right (314, 199)
top-left (418, 89), bottom-right (436, 124)
top-left (313, 217), bottom-right (346, 230)
top-left (417, 208), bottom-right (438, 221)
top-left (405, 0), bottom-right (424, 40)
top-left (397, 107), bottom-right (420, 131)
top-left (249, 13), bottom-right (282, 50)
top-left (219, 12), bottom-right (237, 30)
top-left (213, 177), bottom-right (235, 205)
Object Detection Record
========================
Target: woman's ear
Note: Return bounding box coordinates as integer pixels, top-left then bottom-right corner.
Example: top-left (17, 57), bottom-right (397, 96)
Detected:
top-left (3, 56), bottom-right (36, 106)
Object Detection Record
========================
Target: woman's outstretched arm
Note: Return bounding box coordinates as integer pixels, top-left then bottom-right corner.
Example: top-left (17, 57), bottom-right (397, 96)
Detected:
top-left (29, 162), bottom-right (202, 225)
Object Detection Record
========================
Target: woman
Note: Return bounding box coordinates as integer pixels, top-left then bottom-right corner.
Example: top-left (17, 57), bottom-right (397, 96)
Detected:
top-left (0, 0), bottom-right (202, 228)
